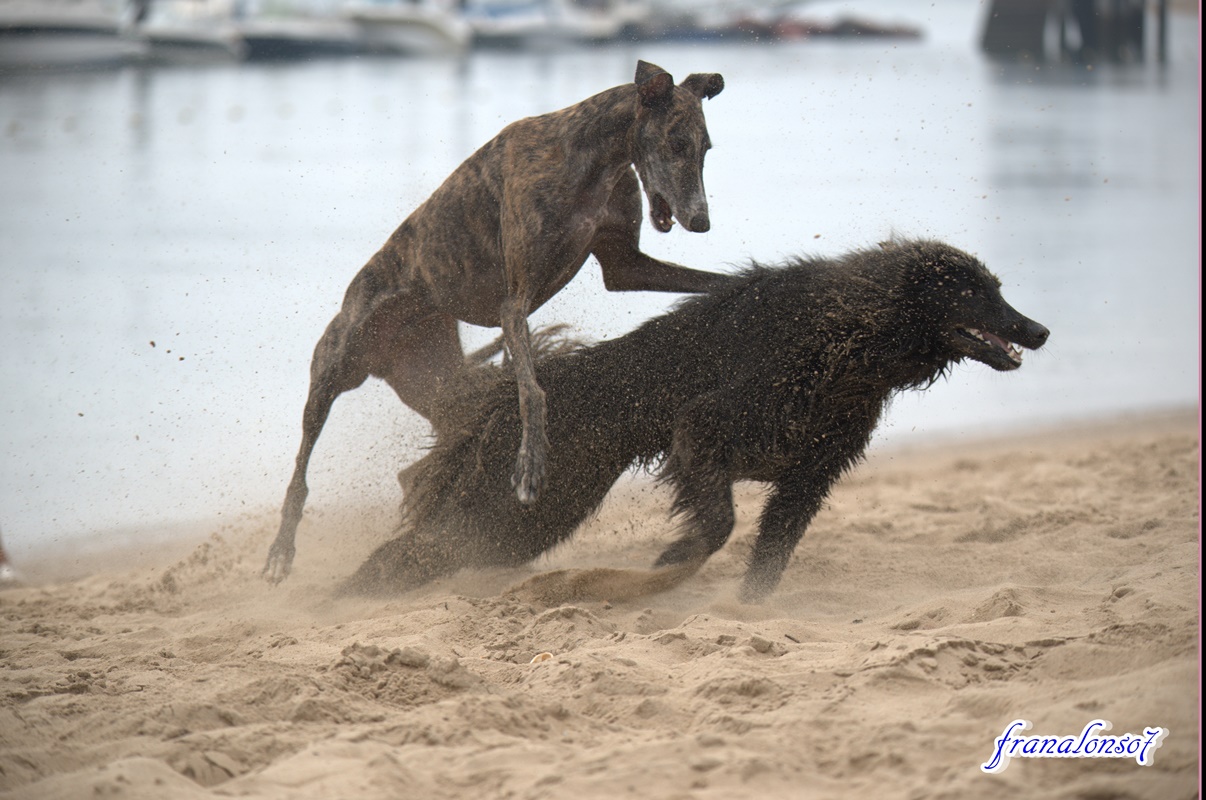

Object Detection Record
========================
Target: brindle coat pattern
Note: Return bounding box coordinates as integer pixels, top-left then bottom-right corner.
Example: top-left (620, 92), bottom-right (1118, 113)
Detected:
top-left (264, 61), bottom-right (730, 582)
top-left (343, 240), bottom-right (1050, 602)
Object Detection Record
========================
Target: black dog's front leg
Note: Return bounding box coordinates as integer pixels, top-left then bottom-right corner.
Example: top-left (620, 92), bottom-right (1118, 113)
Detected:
top-left (739, 469), bottom-right (835, 603)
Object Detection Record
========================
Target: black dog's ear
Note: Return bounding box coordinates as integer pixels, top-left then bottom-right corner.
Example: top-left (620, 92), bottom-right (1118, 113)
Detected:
top-left (681, 73), bottom-right (724, 100)
top-left (635, 60), bottom-right (674, 107)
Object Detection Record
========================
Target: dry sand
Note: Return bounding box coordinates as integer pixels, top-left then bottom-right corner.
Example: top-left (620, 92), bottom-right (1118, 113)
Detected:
top-left (0, 408), bottom-right (1199, 799)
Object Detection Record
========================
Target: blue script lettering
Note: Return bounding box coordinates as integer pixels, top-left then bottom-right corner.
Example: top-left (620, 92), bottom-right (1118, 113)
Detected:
top-left (981, 719), bottom-right (1169, 774)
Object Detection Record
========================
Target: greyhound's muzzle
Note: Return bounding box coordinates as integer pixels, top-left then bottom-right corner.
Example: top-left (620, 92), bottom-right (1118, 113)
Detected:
top-left (686, 213), bottom-right (710, 233)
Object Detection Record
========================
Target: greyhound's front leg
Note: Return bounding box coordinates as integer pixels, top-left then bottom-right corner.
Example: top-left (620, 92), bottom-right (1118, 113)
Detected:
top-left (594, 232), bottom-right (734, 294)
top-left (500, 296), bottom-right (548, 504)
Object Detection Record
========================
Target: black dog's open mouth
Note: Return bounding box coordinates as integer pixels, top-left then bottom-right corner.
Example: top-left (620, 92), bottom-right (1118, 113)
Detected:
top-left (650, 193), bottom-right (674, 233)
top-left (956, 326), bottom-right (1024, 369)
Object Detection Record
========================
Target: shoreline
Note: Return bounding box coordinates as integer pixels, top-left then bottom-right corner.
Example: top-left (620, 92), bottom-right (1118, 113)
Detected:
top-left (4, 404), bottom-right (1197, 586)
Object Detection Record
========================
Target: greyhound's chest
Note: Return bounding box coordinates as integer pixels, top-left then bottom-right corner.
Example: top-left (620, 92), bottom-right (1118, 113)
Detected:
top-left (560, 171), bottom-right (626, 248)
top-left (525, 188), bottom-right (620, 302)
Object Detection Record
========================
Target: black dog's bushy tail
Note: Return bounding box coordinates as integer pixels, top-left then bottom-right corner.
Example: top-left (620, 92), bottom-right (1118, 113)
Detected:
top-left (338, 325), bottom-right (589, 597)
top-left (461, 322), bottom-right (583, 369)
top-left (419, 323), bottom-right (589, 521)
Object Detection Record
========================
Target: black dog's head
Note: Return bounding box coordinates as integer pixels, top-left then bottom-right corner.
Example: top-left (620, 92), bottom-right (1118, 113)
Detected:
top-left (897, 241), bottom-right (1049, 372)
top-left (630, 60), bottom-right (724, 235)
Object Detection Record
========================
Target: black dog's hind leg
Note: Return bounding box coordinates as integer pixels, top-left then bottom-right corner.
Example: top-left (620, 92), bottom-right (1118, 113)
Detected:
top-left (654, 474), bottom-right (736, 570)
top-left (654, 396), bottom-right (737, 570)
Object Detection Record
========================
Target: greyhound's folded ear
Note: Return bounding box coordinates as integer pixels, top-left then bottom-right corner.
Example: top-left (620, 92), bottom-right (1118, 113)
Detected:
top-left (681, 73), bottom-right (725, 100)
top-left (635, 60), bottom-right (674, 107)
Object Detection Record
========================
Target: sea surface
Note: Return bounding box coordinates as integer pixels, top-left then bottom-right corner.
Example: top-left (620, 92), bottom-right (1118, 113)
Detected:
top-left (0, 0), bottom-right (1199, 556)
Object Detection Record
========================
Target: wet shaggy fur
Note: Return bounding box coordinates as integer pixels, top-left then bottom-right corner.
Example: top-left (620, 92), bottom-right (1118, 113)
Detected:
top-left (344, 240), bottom-right (1050, 602)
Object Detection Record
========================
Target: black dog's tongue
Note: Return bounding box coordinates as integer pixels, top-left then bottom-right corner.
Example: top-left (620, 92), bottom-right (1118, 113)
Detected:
top-left (981, 330), bottom-right (1010, 351)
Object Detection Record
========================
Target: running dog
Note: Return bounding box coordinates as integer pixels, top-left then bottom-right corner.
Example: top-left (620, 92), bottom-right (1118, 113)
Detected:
top-left (264, 61), bottom-right (729, 582)
top-left (343, 240), bottom-right (1049, 602)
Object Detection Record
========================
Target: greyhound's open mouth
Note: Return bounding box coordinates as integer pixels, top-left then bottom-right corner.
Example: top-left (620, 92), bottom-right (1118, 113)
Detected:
top-left (650, 193), bottom-right (674, 233)
top-left (956, 326), bottom-right (1024, 369)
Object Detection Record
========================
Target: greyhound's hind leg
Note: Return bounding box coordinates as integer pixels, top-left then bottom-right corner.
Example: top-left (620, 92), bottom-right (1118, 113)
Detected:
top-left (377, 313), bottom-right (464, 425)
top-left (375, 313), bottom-right (465, 492)
top-left (264, 324), bottom-right (371, 583)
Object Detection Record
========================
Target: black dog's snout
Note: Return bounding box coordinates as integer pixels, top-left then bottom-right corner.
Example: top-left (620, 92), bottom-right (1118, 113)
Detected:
top-left (687, 214), bottom-right (711, 233)
top-left (1032, 324), bottom-right (1049, 348)
top-left (1020, 319), bottom-right (1049, 349)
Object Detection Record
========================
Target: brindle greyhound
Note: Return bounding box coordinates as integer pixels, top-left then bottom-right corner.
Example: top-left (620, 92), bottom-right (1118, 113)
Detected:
top-left (263, 61), bottom-right (730, 583)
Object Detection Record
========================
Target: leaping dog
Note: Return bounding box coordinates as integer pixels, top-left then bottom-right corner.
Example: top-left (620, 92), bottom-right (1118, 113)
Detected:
top-left (264, 61), bottom-right (730, 583)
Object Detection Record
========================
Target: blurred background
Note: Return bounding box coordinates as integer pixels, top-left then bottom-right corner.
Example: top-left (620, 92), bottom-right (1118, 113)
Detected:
top-left (0, 0), bottom-right (1199, 560)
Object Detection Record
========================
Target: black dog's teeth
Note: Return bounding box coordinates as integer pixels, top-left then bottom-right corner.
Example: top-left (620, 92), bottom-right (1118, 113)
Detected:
top-left (964, 327), bottom-right (1023, 363)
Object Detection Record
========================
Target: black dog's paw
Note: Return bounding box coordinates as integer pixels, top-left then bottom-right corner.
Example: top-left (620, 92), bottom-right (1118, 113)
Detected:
top-left (653, 538), bottom-right (707, 570)
top-left (737, 572), bottom-right (779, 604)
top-left (736, 583), bottom-right (770, 604)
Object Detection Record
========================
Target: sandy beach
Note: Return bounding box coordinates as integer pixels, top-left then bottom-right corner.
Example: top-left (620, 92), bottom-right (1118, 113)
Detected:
top-left (0, 407), bottom-right (1198, 799)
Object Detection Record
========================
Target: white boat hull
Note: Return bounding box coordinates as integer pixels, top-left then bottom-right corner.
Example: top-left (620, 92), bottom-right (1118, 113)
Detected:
top-left (347, 7), bottom-right (471, 56)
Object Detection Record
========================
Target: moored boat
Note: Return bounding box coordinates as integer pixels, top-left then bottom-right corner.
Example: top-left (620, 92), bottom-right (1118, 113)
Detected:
top-left (0, 0), bottom-right (146, 70)
top-left (344, 0), bottom-right (471, 56)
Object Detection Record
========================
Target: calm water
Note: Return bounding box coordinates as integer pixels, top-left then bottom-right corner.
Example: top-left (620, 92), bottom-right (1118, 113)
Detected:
top-left (0, 1), bottom-right (1199, 556)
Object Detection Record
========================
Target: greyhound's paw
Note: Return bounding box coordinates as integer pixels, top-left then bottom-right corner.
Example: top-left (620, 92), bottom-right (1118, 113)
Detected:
top-left (261, 546), bottom-right (294, 585)
top-left (512, 449), bottom-right (545, 505)
top-left (0, 562), bottom-right (21, 589)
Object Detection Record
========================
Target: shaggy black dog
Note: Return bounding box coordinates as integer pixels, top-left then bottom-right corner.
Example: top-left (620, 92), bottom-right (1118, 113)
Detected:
top-left (345, 240), bottom-right (1049, 602)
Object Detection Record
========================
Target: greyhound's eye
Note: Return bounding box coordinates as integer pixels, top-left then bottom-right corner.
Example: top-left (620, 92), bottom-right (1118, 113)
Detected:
top-left (669, 139), bottom-right (689, 155)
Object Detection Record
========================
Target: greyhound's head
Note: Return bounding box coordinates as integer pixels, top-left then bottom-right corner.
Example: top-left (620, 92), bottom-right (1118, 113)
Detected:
top-left (899, 241), bottom-right (1050, 372)
top-left (630, 61), bottom-right (724, 235)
